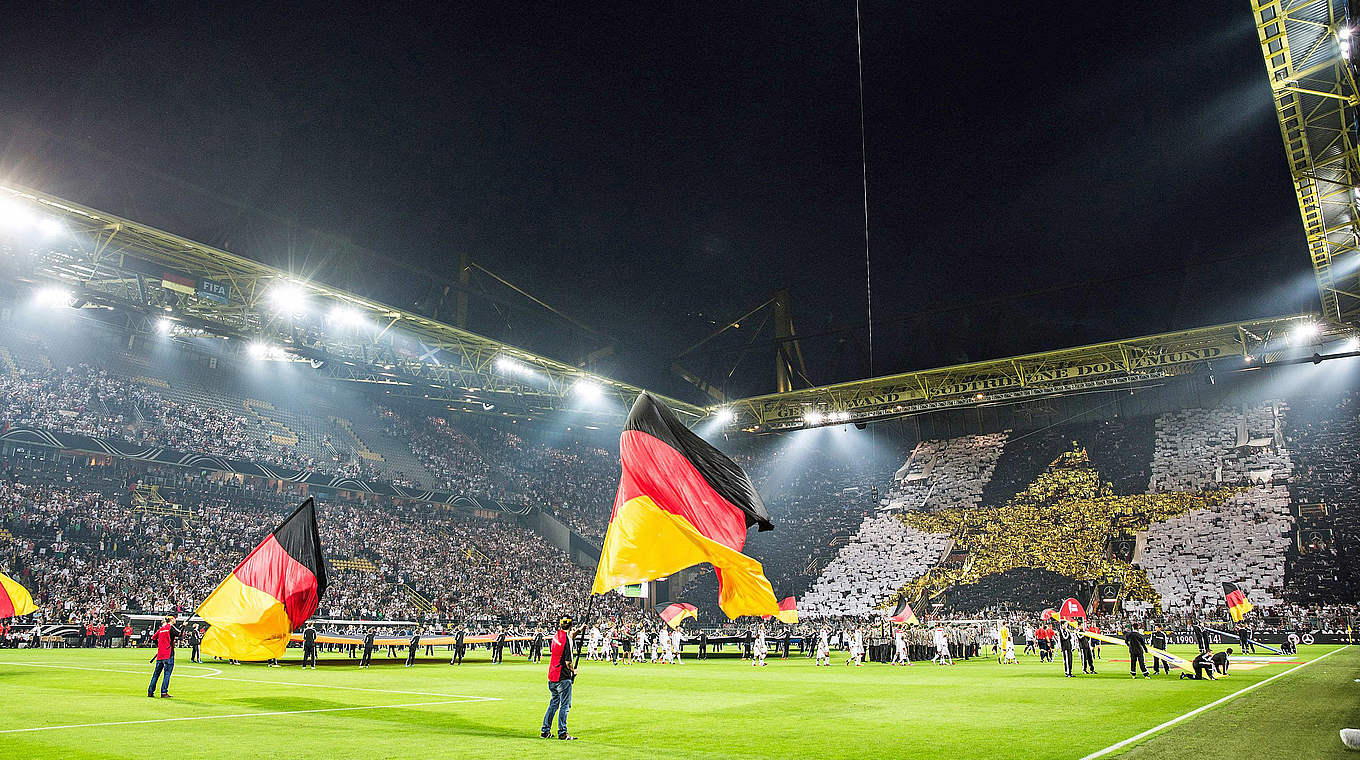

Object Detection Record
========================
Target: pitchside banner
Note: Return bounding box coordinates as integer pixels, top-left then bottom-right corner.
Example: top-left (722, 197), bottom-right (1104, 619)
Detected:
top-left (769, 344), bottom-right (1235, 421)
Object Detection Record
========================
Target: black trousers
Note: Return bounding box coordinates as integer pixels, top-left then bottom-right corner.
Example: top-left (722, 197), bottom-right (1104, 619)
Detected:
top-left (1192, 662), bottom-right (1214, 679)
top-left (1061, 647), bottom-right (1073, 675)
top-left (492, 644), bottom-right (503, 663)
top-left (1152, 654), bottom-right (1168, 673)
top-left (1129, 650), bottom-right (1147, 675)
top-left (1079, 645), bottom-right (1095, 673)
top-left (361, 646), bottom-right (373, 666)
top-left (302, 644), bottom-right (317, 668)
top-left (191, 644), bottom-right (200, 663)
top-left (698, 644), bottom-right (706, 659)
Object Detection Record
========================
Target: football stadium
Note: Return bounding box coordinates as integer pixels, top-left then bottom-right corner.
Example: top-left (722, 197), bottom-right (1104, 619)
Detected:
top-left (1, 3), bottom-right (1359, 759)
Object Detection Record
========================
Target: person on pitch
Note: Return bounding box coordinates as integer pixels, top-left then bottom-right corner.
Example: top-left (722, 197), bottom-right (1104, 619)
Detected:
top-left (493, 627), bottom-right (507, 664)
top-left (1023, 624), bottom-right (1036, 656)
top-left (815, 625), bottom-right (831, 666)
top-left (540, 616), bottom-right (579, 741)
top-left (405, 630), bottom-right (420, 667)
top-left (752, 624), bottom-right (768, 667)
top-left (848, 625), bottom-right (865, 667)
top-left (146, 614), bottom-right (181, 699)
top-left (698, 629), bottom-right (708, 660)
top-left (1078, 627), bottom-right (1097, 674)
top-left (781, 627), bottom-right (791, 659)
top-left (452, 626), bottom-right (466, 664)
top-left (671, 627), bottom-right (683, 664)
top-left (302, 622), bottom-right (319, 669)
top-left (1059, 624), bottom-right (1076, 677)
top-left (186, 623), bottom-right (202, 663)
top-left (1124, 626), bottom-right (1151, 679)
top-left (1183, 649), bottom-right (1217, 680)
top-left (1148, 625), bottom-right (1169, 674)
top-left (532, 628), bottom-right (545, 663)
top-left (1001, 630), bottom-right (1018, 665)
top-left (635, 627), bottom-right (647, 663)
top-left (361, 629), bottom-right (375, 668)
top-left (933, 625), bottom-right (953, 665)
top-left (1212, 647), bottom-right (1233, 676)
top-left (587, 624), bottom-right (601, 661)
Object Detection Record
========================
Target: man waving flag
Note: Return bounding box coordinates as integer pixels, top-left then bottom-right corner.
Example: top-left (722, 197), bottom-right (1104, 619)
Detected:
top-left (1223, 582), bottom-right (1254, 622)
top-left (0, 570), bottom-right (37, 619)
top-left (198, 497), bottom-right (327, 661)
top-left (592, 393), bottom-right (781, 619)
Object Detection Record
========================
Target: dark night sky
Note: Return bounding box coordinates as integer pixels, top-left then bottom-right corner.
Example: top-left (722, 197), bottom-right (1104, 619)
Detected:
top-left (0, 2), bottom-right (1314, 401)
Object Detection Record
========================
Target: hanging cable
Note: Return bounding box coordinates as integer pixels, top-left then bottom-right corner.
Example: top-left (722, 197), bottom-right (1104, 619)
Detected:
top-left (855, 0), bottom-right (873, 375)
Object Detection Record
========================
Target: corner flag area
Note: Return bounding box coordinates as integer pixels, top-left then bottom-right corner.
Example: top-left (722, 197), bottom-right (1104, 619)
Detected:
top-left (1, 645), bottom-right (1352, 759)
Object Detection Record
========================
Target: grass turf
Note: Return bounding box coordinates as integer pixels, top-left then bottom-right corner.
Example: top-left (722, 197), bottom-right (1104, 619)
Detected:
top-left (0, 644), bottom-right (1350, 759)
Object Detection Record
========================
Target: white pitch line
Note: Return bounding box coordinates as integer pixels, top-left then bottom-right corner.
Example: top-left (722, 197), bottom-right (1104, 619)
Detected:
top-left (0, 661), bottom-right (501, 701)
top-left (0, 699), bottom-right (476, 734)
top-left (1079, 645), bottom-right (1350, 760)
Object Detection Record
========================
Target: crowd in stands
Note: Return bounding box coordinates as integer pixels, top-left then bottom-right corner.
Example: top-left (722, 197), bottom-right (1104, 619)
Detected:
top-left (0, 364), bottom-right (385, 481)
top-left (883, 433), bottom-right (1006, 512)
top-left (799, 516), bottom-right (950, 617)
top-left (1142, 486), bottom-right (1292, 610)
top-left (0, 457), bottom-right (630, 630)
top-left (379, 405), bottom-right (617, 541)
top-left (1149, 403), bottom-right (1291, 492)
top-left (1283, 391), bottom-right (1360, 605)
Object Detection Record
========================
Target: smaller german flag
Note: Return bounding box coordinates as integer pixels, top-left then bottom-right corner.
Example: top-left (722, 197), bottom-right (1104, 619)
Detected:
top-left (1223, 582), bottom-right (1254, 622)
top-left (774, 596), bottom-right (798, 624)
top-left (1040, 607), bottom-right (1060, 622)
top-left (888, 597), bottom-right (917, 625)
top-left (198, 498), bottom-right (326, 661)
top-left (660, 603), bottom-right (698, 629)
top-left (0, 571), bottom-right (37, 619)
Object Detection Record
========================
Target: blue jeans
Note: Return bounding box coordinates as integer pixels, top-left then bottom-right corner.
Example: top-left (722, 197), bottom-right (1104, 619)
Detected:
top-left (148, 657), bottom-right (174, 695)
top-left (541, 679), bottom-right (573, 735)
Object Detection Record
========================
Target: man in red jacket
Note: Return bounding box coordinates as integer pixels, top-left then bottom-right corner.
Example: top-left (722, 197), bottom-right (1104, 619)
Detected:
top-left (147, 615), bottom-right (180, 698)
top-left (540, 616), bottom-right (579, 741)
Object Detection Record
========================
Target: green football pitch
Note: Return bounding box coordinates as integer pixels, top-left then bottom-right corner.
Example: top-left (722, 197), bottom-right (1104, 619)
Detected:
top-left (0, 644), bottom-right (1354, 759)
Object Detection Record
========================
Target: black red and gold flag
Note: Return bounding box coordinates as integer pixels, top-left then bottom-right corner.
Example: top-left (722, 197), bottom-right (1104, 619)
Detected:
top-left (659, 603), bottom-right (698, 629)
top-left (0, 571), bottom-right (37, 619)
top-left (1223, 582), bottom-right (1254, 622)
top-left (888, 597), bottom-right (918, 624)
top-left (592, 393), bottom-right (781, 619)
top-left (198, 497), bottom-right (327, 661)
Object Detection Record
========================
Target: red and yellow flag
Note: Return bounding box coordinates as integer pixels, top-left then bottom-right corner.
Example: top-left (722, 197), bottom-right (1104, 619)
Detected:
top-left (774, 596), bottom-right (798, 624)
top-left (888, 597), bottom-right (917, 624)
top-left (592, 393), bottom-right (781, 619)
top-left (1040, 607), bottom-right (1060, 622)
top-left (1223, 582), bottom-right (1254, 622)
top-left (0, 571), bottom-right (37, 619)
top-left (197, 498), bottom-right (327, 661)
top-left (660, 603), bottom-right (698, 629)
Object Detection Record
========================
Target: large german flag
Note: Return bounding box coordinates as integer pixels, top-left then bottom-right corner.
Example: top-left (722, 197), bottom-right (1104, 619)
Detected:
top-left (888, 597), bottom-right (917, 624)
top-left (592, 393), bottom-right (781, 619)
top-left (198, 498), bottom-right (326, 661)
top-left (1223, 582), bottom-right (1254, 622)
top-left (0, 571), bottom-right (37, 619)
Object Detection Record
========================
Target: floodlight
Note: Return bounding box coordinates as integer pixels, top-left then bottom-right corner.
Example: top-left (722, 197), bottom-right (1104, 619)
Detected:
top-left (573, 379), bottom-right (604, 402)
top-left (0, 199), bottom-right (35, 229)
top-left (33, 285), bottom-right (72, 308)
top-left (157, 317), bottom-right (174, 335)
top-left (37, 217), bottom-right (64, 237)
top-left (495, 355), bottom-right (528, 375)
top-left (713, 407), bottom-right (735, 424)
top-left (1341, 337), bottom-right (1359, 353)
top-left (803, 410), bottom-right (824, 426)
top-left (267, 282), bottom-right (308, 315)
top-left (247, 341), bottom-right (271, 359)
top-left (1294, 322), bottom-right (1320, 342)
top-left (328, 304), bottom-right (366, 328)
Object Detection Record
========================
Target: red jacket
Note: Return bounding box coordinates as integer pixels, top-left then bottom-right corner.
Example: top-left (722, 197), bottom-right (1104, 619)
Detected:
top-left (153, 624), bottom-right (176, 660)
top-left (547, 630), bottom-right (573, 683)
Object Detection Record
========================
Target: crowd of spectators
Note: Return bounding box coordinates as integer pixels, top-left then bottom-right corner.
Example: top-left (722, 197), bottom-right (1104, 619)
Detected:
top-left (883, 433), bottom-right (1006, 512)
top-left (1283, 391), bottom-right (1360, 604)
top-left (0, 457), bottom-right (631, 631)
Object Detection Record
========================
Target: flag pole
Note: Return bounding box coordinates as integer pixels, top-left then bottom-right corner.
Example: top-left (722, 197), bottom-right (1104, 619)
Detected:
top-left (573, 592), bottom-right (597, 670)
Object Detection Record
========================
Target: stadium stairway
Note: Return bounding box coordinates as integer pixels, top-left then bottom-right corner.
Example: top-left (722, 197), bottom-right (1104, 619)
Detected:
top-left (399, 583), bottom-right (436, 613)
top-left (242, 399), bottom-right (301, 447)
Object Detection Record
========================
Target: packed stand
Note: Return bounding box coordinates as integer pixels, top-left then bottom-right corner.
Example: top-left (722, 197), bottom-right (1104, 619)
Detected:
top-left (883, 433), bottom-right (1006, 512)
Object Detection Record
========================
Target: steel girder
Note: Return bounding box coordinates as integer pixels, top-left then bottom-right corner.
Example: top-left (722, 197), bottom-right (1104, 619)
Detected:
top-left (1252, 0), bottom-right (1360, 324)
top-left (0, 184), bottom-right (704, 421)
top-left (717, 315), bottom-right (1350, 431)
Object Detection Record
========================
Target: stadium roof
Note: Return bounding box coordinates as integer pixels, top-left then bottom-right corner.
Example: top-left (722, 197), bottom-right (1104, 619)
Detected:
top-left (0, 183), bottom-right (706, 422)
top-left (1252, 0), bottom-right (1360, 325)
